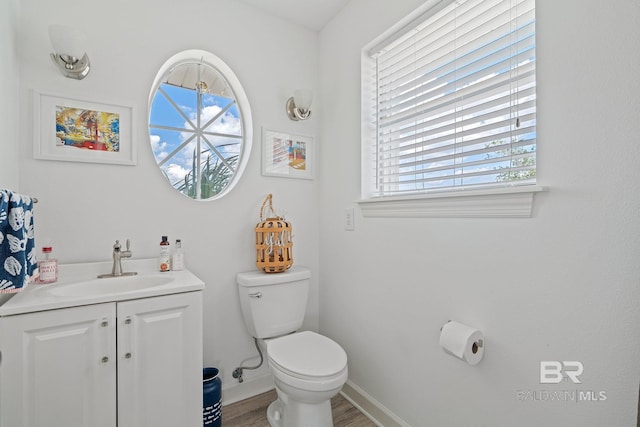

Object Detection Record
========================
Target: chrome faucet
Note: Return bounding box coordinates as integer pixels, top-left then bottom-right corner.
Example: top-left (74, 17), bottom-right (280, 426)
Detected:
top-left (112, 239), bottom-right (132, 276)
top-left (98, 239), bottom-right (137, 278)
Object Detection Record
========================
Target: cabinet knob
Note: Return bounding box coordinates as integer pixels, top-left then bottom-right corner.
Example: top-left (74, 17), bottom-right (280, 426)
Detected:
top-left (101, 321), bottom-right (108, 327)
top-left (125, 352), bottom-right (132, 359)
top-left (101, 356), bottom-right (109, 363)
top-left (125, 318), bottom-right (132, 325)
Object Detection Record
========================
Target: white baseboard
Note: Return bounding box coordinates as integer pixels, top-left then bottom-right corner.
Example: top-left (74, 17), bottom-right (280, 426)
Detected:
top-left (340, 380), bottom-right (411, 427)
top-left (222, 373), bottom-right (275, 406)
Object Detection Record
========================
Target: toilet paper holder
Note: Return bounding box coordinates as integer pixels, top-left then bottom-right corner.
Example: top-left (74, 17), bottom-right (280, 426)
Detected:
top-left (471, 339), bottom-right (483, 354)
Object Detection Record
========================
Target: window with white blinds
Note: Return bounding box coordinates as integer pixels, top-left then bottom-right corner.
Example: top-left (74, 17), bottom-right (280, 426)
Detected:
top-left (363, 0), bottom-right (536, 199)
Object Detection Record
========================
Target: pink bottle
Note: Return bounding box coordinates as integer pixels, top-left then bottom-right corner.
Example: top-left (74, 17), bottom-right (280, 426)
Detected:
top-left (37, 246), bottom-right (58, 284)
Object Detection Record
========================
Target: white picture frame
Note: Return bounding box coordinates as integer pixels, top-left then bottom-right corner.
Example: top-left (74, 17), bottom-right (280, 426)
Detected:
top-left (261, 128), bottom-right (314, 179)
top-left (33, 90), bottom-right (136, 165)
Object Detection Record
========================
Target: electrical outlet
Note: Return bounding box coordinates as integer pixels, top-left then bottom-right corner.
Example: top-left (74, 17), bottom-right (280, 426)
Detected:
top-left (344, 208), bottom-right (355, 231)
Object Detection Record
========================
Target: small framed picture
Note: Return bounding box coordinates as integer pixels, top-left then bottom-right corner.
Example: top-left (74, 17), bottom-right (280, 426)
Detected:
top-left (33, 90), bottom-right (136, 165)
top-left (262, 128), bottom-right (314, 179)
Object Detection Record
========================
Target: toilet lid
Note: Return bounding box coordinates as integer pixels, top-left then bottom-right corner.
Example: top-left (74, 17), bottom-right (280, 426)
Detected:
top-left (268, 331), bottom-right (347, 378)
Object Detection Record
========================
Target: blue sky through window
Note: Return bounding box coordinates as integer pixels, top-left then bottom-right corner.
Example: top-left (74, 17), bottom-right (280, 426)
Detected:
top-left (149, 82), bottom-right (242, 195)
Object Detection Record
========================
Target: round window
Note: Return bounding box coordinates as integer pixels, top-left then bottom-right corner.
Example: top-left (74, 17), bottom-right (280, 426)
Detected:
top-left (148, 50), bottom-right (252, 200)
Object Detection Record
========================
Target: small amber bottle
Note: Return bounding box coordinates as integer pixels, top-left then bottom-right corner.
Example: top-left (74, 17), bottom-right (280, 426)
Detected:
top-left (159, 236), bottom-right (170, 272)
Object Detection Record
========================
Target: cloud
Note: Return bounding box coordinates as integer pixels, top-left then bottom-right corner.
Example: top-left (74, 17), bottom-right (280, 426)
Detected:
top-left (164, 163), bottom-right (189, 183)
top-left (202, 105), bottom-right (241, 136)
top-left (149, 134), bottom-right (169, 160)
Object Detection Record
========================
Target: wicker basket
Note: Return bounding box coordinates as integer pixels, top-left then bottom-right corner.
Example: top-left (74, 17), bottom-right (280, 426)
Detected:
top-left (255, 194), bottom-right (293, 273)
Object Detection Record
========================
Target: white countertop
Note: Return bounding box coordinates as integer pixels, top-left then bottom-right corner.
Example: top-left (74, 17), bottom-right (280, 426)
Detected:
top-left (0, 258), bottom-right (205, 316)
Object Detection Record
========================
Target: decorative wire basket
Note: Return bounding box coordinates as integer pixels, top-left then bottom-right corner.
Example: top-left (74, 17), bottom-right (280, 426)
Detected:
top-left (255, 194), bottom-right (293, 273)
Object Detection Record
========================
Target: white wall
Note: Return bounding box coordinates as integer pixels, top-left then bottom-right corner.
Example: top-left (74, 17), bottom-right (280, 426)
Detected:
top-left (318, 0), bottom-right (640, 426)
top-left (0, 0), bottom-right (20, 189)
top-left (16, 0), bottom-right (320, 394)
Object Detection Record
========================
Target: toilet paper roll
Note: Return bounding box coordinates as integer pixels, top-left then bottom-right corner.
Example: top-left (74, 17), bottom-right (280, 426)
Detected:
top-left (439, 320), bottom-right (484, 365)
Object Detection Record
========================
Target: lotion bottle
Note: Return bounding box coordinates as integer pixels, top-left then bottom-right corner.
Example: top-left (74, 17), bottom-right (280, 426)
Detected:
top-left (159, 236), bottom-right (170, 272)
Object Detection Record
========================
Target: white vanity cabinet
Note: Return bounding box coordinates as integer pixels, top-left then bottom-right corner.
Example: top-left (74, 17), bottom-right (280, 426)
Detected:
top-left (0, 290), bottom-right (202, 427)
top-left (0, 303), bottom-right (117, 427)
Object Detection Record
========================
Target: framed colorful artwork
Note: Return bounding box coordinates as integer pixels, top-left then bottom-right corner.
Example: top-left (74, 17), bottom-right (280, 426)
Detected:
top-left (33, 91), bottom-right (136, 165)
top-left (262, 128), bottom-right (314, 179)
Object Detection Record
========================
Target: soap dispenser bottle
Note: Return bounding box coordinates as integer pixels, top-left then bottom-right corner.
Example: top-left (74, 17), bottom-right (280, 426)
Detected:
top-left (37, 246), bottom-right (58, 284)
top-left (171, 239), bottom-right (185, 271)
top-left (159, 236), bottom-right (170, 272)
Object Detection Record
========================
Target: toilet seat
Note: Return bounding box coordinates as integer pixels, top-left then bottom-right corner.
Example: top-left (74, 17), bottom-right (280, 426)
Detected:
top-left (267, 331), bottom-right (348, 391)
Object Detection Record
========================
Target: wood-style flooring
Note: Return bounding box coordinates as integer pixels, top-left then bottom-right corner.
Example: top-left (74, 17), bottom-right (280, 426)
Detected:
top-left (222, 389), bottom-right (377, 427)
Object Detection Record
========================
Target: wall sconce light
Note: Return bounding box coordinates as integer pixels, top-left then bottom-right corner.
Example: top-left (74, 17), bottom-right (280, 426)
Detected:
top-left (286, 89), bottom-right (312, 121)
top-left (48, 25), bottom-right (91, 80)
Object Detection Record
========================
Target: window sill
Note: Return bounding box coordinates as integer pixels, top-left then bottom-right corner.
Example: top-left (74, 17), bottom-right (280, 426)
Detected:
top-left (357, 186), bottom-right (547, 218)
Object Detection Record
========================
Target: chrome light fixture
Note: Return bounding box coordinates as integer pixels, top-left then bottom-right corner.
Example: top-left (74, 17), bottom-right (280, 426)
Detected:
top-left (48, 25), bottom-right (91, 80)
top-left (286, 89), bottom-right (312, 121)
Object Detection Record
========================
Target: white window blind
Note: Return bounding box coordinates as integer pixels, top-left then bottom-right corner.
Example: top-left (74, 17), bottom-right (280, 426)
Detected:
top-left (364, 0), bottom-right (536, 199)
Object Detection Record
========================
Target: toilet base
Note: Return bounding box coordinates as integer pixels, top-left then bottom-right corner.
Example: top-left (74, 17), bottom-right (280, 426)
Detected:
top-left (267, 399), bottom-right (283, 427)
top-left (266, 394), bottom-right (333, 427)
top-left (266, 399), bottom-right (284, 427)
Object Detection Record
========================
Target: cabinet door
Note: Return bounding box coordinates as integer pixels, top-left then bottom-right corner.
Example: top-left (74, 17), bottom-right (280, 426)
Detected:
top-left (0, 303), bottom-right (117, 427)
top-left (117, 291), bottom-right (203, 427)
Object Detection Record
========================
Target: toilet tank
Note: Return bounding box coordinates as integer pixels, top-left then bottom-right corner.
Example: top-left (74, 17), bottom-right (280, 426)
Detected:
top-left (237, 266), bottom-right (310, 339)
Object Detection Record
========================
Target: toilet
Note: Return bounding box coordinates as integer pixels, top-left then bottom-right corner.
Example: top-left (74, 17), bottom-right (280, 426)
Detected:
top-left (237, 266), bottom-right (348, 427)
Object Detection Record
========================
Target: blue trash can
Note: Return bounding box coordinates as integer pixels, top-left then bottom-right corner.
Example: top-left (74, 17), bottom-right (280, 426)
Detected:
top-left (203, 367), bottom-right (222, 426)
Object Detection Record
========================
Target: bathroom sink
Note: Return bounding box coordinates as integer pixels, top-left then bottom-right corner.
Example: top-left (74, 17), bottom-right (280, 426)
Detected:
top-left (49, 274), bottom-right (173, 297)
top-left (0, 258), bottom-right (205, 316)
